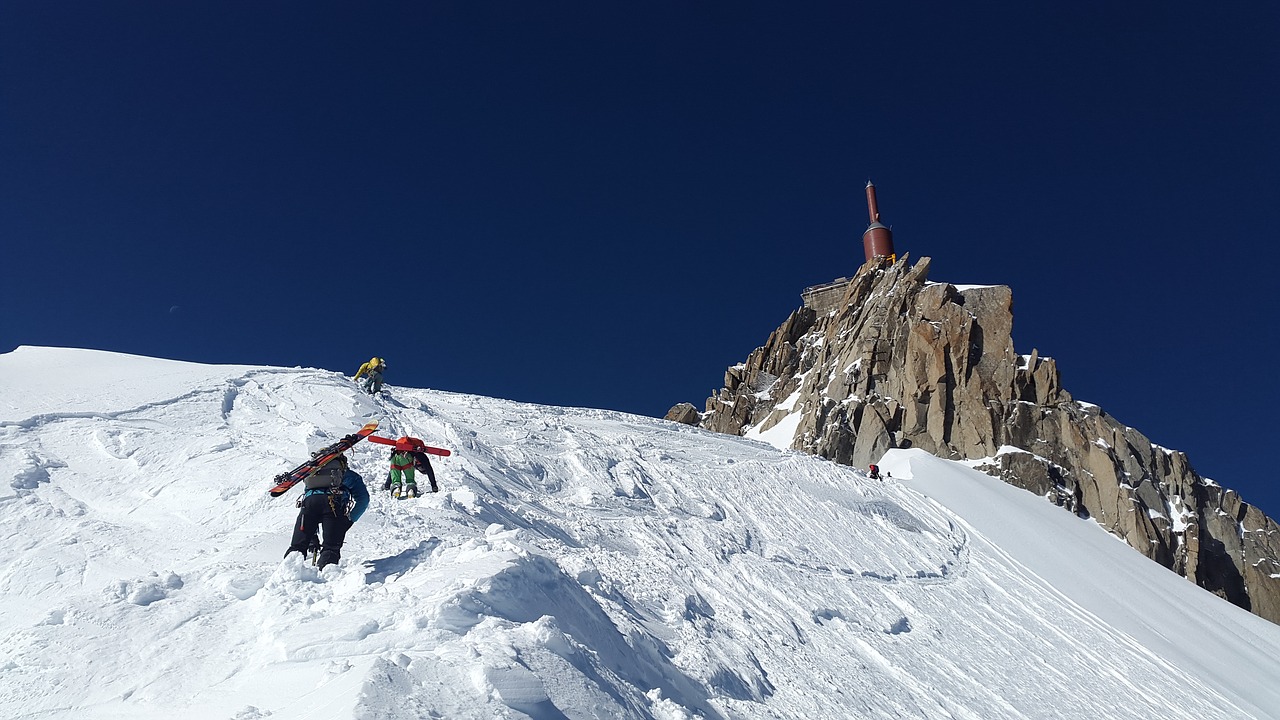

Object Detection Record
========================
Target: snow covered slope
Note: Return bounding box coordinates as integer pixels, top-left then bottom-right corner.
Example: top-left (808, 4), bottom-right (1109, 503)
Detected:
top-left (3, 346), bottom-right (1279, 719)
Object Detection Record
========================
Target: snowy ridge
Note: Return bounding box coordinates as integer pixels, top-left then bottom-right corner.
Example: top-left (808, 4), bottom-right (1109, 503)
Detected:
top-left (3, 347), bottom-right (1280, 719)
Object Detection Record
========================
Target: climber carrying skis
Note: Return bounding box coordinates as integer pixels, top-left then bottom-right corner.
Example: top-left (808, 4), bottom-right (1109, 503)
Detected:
top-left (385, 445), bottom-right (417, 499)
top-left (382, 437), bottom-right (440, 498)
top-left (284, 451), bottom-right (370, 569)
top-left (354, 357), bottom-right (386, 394)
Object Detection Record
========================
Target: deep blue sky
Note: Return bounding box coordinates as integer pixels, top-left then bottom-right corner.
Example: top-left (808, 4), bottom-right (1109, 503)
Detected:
top-left (3, 3), bottom-right (1278, 517)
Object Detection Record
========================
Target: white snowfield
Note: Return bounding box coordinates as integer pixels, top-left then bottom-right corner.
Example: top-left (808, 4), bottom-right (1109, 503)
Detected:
top-left (2, 346), bottom-right (1279, 720)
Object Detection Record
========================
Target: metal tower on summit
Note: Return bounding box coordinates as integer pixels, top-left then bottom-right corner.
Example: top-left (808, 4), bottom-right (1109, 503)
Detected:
top-left (862, 181), bottom-right (896, 263)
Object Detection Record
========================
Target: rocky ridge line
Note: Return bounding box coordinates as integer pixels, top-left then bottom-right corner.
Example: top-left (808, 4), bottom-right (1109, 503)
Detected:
top-left (674, 255), bottom-right (1280, 624)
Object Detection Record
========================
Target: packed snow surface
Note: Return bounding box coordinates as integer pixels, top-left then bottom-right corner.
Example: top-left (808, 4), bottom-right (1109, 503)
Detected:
top-left (3, 346), bottom-right (1280, 719)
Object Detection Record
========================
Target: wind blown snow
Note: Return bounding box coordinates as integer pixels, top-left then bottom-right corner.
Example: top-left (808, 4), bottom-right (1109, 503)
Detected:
top-left (3, 346), bottom-right (1279, 719)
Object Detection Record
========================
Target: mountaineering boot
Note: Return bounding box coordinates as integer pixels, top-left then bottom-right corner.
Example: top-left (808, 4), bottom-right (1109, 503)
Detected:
top-left (405, 483), bottom-right (418, 499)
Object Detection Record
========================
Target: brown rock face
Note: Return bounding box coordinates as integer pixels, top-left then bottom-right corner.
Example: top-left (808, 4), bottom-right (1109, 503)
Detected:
top-left (664, 403), bottom-right (701, 426)
top-left (698, 255), bottom-right (1280, 624)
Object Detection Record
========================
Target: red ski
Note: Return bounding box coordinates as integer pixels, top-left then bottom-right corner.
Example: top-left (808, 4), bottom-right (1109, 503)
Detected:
top-left (267, 421), bottom-right (380, 497)
top-left (368, 434), bottom-right (452, 457)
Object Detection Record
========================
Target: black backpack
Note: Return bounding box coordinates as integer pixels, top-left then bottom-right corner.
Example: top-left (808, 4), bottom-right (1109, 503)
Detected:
top-left (303, 455), bottom-right (348, 490)
top-left (410, 451), bottom-right (431, 472)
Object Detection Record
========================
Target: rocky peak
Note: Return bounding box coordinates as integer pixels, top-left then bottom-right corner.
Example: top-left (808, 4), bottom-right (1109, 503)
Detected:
top-left (692, 255), bottom-right (1280, 624)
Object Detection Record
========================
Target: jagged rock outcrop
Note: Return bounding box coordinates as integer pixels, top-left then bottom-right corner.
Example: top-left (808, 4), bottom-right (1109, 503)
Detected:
top-left (664, 402), bottom-right (701, 426)
top-left (697, 255), bottom-right (1280, 624)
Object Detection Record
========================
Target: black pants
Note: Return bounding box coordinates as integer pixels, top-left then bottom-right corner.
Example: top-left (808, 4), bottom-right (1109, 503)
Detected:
top-left (286, 492), bottom-right (352, 569)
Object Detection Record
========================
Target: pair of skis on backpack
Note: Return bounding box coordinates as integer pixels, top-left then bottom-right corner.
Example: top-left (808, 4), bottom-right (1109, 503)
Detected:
top-left (266, 421), bottom-right (452, 498)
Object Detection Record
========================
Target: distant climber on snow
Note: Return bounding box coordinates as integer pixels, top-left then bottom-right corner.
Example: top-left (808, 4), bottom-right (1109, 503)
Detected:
top-left (868, 464), bottom-right (882, 480)
top-left (284, 451), bottom-right (370, 569)
top-left (354, 357), bottom-right (386, 395)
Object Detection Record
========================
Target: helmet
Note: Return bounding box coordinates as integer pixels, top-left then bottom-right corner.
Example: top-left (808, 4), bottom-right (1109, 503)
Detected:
top-left (311, 448), bottom-right (345, 461)
top-left (308, 435), bottom-right (346, 457)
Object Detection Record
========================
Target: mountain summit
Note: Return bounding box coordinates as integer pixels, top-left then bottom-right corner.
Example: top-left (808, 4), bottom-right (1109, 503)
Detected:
top-left (688, 255), bottom-right (1280, 625)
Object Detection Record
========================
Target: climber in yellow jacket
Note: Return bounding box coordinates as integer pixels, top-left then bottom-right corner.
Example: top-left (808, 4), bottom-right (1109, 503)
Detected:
top-left (354, 357), bottom-right (386, 394)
